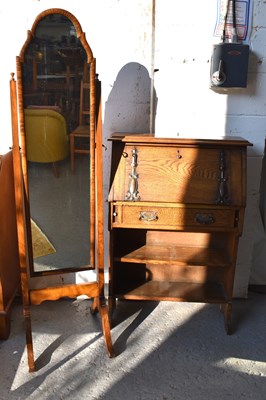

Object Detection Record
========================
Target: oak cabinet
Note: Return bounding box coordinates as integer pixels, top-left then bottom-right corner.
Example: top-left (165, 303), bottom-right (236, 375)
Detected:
top-left (0, 152), bottom-right (20, 339)
top-left (108, 134), bottom-right (252, 333)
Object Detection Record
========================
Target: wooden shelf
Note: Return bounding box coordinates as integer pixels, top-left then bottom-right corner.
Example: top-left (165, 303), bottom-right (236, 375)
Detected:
top-left (116, 281), bottom-right (226, 303)
top-left (116, 244), bottom-right (231, 267)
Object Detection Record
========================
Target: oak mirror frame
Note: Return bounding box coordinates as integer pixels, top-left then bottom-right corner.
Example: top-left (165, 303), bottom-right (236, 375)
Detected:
top-left (10, 9), bottom-right (113, 372)
top-left (15, 8), bottom-right (97, 276)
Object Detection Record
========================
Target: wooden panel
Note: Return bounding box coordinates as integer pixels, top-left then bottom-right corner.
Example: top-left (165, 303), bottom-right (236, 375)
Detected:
top-left (30, 282), bottom-right (99, 305)
top-left (111, 133), bottom-right (251, 148)
top-left (0, 152), bottom-right (20, 339)
top-left (147, 263), bottom-right (225, 283)
top-left (109, 141), bottom-right (247, 206)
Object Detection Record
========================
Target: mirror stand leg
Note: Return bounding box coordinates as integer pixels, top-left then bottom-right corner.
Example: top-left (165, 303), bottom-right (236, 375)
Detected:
top-left (90, 297), bottom-right (99, 314)
top-left (107, 296), bottom-right (116, 325)
top-left (98, 298), bottom-right (115, 358)
top-left (23, 305), bottom-right (35, 372)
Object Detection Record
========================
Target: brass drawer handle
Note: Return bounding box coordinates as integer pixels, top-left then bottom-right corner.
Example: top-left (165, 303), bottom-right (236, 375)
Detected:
top-left (195, 213), bottom-right (215, 225)
top-left (139, 211), bottom-right (158, 222)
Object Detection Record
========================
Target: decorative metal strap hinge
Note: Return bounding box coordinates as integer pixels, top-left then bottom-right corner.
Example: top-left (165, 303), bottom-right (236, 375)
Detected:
top-left (125, 147), bottom-right (141, 201)
top-left (216, 150), bottom-right (230, 205)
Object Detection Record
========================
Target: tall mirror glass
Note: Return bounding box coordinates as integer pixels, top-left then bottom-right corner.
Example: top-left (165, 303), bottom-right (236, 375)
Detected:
top-left (16, 9), bottom-right (96, 275)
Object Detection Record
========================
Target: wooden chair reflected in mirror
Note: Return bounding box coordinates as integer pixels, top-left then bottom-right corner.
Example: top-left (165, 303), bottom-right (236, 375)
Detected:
top-left (10, 9), bottom-right (113, 372)
top-left (70, 79), bottom-right (91, 174)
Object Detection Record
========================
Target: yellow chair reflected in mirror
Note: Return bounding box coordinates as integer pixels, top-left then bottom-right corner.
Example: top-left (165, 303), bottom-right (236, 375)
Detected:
top-left (24, 108), bottom-right (69, 177)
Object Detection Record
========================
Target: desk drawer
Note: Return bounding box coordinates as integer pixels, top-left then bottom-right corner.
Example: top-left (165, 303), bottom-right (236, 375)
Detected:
top-left (111, 202), bottom-right (238, 231)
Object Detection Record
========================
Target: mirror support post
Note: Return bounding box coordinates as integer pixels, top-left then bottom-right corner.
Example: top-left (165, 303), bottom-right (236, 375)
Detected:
top-left (10, 73), bottom-right (35, 372)
top-left (95, 92), bottom-right (114, 357)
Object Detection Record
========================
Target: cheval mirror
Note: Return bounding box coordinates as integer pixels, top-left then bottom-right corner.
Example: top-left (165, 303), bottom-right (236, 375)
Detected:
top-left (10, 8), bottom-right (113, 372)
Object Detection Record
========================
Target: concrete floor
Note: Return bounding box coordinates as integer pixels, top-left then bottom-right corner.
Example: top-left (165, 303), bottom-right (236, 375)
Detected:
top-left (0, 290), bottom-right (266, 400)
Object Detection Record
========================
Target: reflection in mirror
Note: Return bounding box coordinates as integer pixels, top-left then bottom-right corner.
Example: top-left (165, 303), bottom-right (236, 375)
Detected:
top-left (20, 12), bottom-right (94, 274)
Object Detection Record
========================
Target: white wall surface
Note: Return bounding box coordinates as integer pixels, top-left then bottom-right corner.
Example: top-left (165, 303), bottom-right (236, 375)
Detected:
top-left (1, 0), bottom-right (265, 296)
top-left (152, 0), bottom-right (266, 297)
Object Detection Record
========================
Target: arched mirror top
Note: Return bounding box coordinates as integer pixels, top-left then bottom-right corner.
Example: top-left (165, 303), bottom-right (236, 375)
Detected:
top-left (18, 8), bottom-right (93, 64)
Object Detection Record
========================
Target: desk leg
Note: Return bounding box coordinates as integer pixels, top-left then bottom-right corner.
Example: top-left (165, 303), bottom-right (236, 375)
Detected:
top-left (220, 302), bottom-right (232, 334)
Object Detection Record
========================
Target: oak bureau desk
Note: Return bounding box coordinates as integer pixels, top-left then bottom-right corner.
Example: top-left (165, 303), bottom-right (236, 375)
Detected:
top-left (108, 133), bottom-right (252, 333)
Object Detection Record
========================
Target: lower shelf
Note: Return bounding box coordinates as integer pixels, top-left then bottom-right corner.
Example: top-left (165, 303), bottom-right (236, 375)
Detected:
top-left (117, 244), bottom-right (231, 267)
top-left (114, 280), bottom-right (227, 303)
